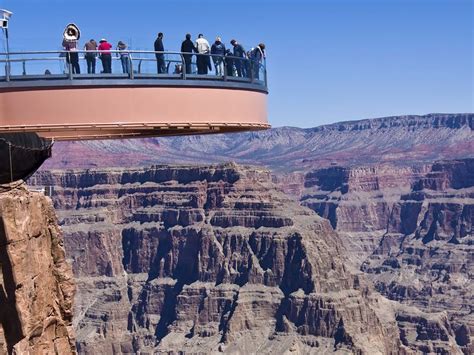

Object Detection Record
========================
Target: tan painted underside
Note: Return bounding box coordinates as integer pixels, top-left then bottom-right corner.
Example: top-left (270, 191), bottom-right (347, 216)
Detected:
top-left (0, 87), bottom-right (269, 140)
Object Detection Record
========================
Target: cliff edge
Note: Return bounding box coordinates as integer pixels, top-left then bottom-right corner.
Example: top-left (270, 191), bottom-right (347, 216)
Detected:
top-left (0, 185), bottom-right (76, 354)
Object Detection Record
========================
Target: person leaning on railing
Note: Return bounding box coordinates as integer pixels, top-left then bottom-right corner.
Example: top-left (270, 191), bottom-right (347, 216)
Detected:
top-left (230, 39), bottom-right (247, 78)
top-left (98, 38), bottom-right (112, 73)
top-left (181, 33), bottom-right (197, 74)
top-left (225, 49), bottom-right (235, 77)
top-left (249, 43), bottom-right (265, 80)
top-left (117, 41), bottom-right (130, 74)
top-left (84, 39), bottom-right (98, 74)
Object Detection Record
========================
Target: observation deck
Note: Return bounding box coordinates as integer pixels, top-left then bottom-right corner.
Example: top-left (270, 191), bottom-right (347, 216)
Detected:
top-left (0, 50), bottom-right (269, 140)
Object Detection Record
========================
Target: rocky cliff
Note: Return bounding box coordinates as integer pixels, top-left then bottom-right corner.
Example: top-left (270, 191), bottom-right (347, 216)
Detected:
top-left (362, 159), bottom-right (473, 354)
top-left (300, 164), bottom-right (431, 265)
top-left (31, 164), bottom-right (468, 354)
top-left (42, 113), bottom-right (473, 172)
top-left (0, 185), bottom-right (76, 354)
top-left (299, 159), bottom-right (473, 353)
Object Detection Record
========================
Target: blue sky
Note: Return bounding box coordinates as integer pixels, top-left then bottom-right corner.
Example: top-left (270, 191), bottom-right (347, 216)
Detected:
top-left (1, 0), bottom-right (472, 127)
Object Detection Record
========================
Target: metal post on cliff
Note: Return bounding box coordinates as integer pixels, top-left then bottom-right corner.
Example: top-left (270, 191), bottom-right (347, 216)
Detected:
top-left (0, 9), bottom-right (13, 81)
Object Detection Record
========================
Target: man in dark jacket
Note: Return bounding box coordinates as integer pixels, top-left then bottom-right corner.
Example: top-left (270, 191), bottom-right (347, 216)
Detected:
top-left (211, 36), bottom-right (226, 76)
top-left (230, 39), bottom-right (246, 77)
top-left (251, 43), bottom-right (266, 80)
top-left (181, 33), bottom-right (197, 74)
top-left (154, 32), bottom-right (165, 74)
top-left (225, 49), bottom-right (234, 77)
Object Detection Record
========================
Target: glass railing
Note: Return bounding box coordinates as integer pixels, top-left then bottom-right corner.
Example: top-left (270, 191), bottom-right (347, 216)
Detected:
top-left (0, 50), bottom-right (267, 88)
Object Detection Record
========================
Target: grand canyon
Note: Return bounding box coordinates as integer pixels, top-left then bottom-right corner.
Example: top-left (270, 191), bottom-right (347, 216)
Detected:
top-left (1, 113), bottom-right (472, 354)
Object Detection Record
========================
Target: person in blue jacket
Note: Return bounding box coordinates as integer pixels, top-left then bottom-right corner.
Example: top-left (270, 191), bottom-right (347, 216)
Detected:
top-left (230, 39), bottom-right (246, 77)
top-left (211, 36), bottom-right (226, 76)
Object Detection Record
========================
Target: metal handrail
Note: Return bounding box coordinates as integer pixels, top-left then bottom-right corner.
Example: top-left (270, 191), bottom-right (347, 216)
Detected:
top-left (0, 50), bottom-right (267, 88)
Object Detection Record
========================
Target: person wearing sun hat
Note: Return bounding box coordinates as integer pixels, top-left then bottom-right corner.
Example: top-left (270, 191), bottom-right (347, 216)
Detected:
top-left (98, 38), bottom-right (112, 73)
top-left (116, 40), bottom-right (130, 74)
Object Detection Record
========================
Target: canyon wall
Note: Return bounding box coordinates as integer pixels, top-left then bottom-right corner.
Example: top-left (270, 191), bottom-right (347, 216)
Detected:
top-left (31, 163), bottom-right (468, 353)
top-left (300, 159), bottom-right (473, 353)
top-left (0, 186), bottom-right (76, 354)
top-left (25, 113), bottom-right (471, 353)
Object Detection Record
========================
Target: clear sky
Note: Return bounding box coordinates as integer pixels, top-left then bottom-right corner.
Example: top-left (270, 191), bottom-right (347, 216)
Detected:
top-left (0, 0), bottom-right (472, 128)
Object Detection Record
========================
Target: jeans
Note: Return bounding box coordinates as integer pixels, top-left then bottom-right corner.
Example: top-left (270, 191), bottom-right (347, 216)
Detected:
top-left (100, 54), bottom-right (112, 73)
top-left (213, 58), bottom-right (224, 76)
top-left (235, 57), bottom-right (246, 77)
top-left (85, 55), bottom-right (96, 74)
top-left (120, 55), bottom-right (130, 74)
top-left (252, 60), bottom-right (260, 80)
top-left (183, 55), bottom-right (192, 74)
top-left (67, 52), bottom-right (80, 74)
top-left (156, 54), bottom-right (166, 73)
top-left (197, 54), bottom-right (208, 74)
top-left (225, 59), bottom-right (234, 76)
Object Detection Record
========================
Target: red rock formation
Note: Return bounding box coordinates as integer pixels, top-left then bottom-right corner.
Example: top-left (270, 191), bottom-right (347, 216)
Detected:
top-left (0, 186), bottom-right (76, 354)
top-left (31, 163), bottom-right (470, 353)
top-left (362, 159), bottom-right (473, 354)
top-left (299, 159), bottom-right (473, 353)
top-left (33, 164), bottom-right (407, 353)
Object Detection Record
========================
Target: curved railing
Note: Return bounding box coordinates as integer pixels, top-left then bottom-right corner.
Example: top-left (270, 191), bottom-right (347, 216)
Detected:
top-left (0, 50), bottom-right (267, 90)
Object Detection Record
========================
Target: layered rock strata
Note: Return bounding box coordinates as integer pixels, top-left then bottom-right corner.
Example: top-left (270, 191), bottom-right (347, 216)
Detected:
top-left (31, 163), bottom-right (469, 353)
top-left (362, 159), bottom-right (473, 354)
top-left (0, 185), bottom-right (76, 354)
top-left (299, 159), bottom-right (473, 353)
top-left (300, 164), bottom-right (431, 265)
top-left (32, 164), bottom-right (408, 354)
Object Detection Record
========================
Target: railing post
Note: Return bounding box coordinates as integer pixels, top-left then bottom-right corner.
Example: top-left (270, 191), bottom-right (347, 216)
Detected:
top-left (22, 60), bottom-right (26, 75)
top-left (129, 54), bottom-right (134, 79)
top-left (5, 62), bottom-right (10, 81)
top-left (5, 27), bottom-right (10, 82)
top-left (180, 53), bottom-right (186, 80)
top-left (250, 59), bottom-right (254, 83)
top-left (263, 60), bottom-right (267, 87)
top-left (223, 55), bottom-right (227, 81)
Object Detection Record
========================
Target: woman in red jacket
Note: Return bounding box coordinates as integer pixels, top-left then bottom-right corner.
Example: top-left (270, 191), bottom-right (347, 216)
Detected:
top-left (98, 38), bottom-right (112, 73)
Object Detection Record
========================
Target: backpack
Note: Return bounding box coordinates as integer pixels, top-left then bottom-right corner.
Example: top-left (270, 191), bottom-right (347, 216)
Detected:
top-left (247, 47), bottom-right (256, 59)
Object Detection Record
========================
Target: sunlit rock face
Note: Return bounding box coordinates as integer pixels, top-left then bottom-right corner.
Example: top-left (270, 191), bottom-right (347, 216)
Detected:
top-left (362, 159), bottom-right (474, 355)
top-left (33, 164), bottom-right (410, 354)
top-left (0, 187), bottom-right (76, 354)
top-left (300, 159), bottom-right (473, 354)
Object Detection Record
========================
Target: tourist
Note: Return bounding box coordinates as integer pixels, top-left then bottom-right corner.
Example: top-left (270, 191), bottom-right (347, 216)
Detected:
top-left (195, 34), bottom-right (210, 75)
top-left (181, 33), bottom-right (197, 74)
top-left (98, 38), bottom-right (112, 73)
top-left (154, 32), bottom-right (166, 74)
top-left (211, 36), bottom-right (226, 76)
top-left (62, 37), bottom-right (80, 74)
top-left (230, 39), bottom-right (246, 77)
top-left (225, 49), bottom-right (234, 77)
top-left (117, 41), bottom-right (130, 74)
top-left (250, 43), bottom-right (265, 80)
top-left (84, 39), bottom-right (98, 74)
